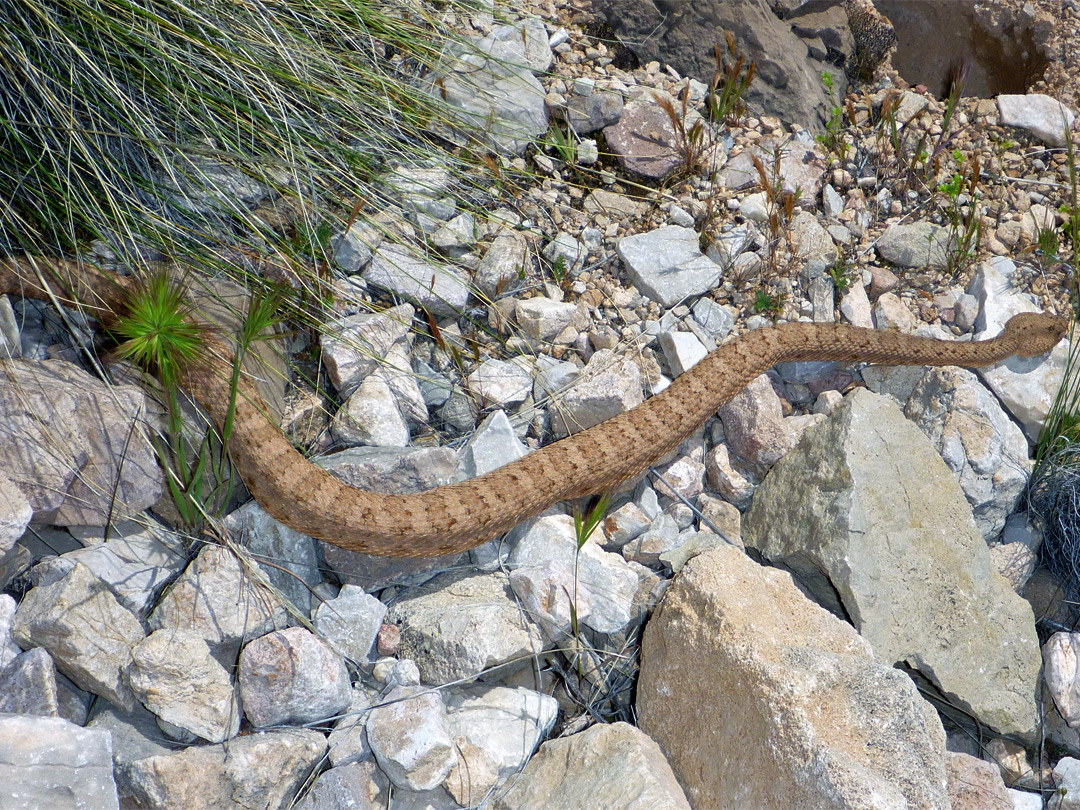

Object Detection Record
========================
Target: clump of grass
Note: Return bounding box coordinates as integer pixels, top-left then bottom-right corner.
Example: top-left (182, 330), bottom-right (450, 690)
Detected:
top-left (655, 84), bottom-right (714, 177)
top-left (0, 0), bottom-right (480, 273)
top-left (936, 152), bottom-right (982, 277)
top-left (706, 31), bottom-right (755, 126)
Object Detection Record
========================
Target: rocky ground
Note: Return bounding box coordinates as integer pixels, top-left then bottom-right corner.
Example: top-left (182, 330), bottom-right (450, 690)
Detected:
top-left (4, 1), bottom-right (1080, 809)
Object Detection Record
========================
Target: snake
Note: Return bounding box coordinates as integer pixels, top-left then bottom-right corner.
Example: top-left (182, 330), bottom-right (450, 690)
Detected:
top-left (0, 255), bottom-right (1069, 557)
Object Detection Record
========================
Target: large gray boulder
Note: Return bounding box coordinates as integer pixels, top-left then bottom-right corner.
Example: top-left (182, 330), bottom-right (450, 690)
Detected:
top-left (595, 0), bottom-right (846, 131)
top-left (743, 387), bottom-right (1041, 738)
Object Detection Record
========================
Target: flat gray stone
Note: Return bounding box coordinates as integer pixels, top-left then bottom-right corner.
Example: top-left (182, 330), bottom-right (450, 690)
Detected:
top-left (0, 713), bottom-right (118, 810)
top-left (998, 94), bottom-right (1077, 147)
top-left (364, 246), bottom-right (470, 316)
top-left (617, 226), bottom-right (721, 307)
top-left (876, 222), bottom-right (951, 269)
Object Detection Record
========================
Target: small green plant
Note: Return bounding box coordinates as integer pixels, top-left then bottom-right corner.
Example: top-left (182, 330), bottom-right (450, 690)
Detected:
top-left (753, 288), bottom-right (784, 317)
top-left (815, 72), bottom-right (850, 163)
top-left (550, 254), bottom-right (568, 284)
top-left (936, 155), bottom-right (982, 276)
top-left (110, 273), bottom-right (286, 531)
top-left (706, 31), bottom-right (756, 126)
top-left (567, 493), bottom-right (610, 640)
top-left (1062, 112), bottom-right (1080, 271)
top-left (111, 272), bottom-right (205, 390)
top-left (827, 260), bottom-right (853, 295)
top-left (544, 123), bottom-right (577, 166)
top-left (817, 105), bottom-right (849, 163)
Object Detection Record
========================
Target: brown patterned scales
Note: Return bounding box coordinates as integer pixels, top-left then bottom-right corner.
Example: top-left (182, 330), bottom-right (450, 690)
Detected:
top-left (0, 256), bottom-right (1068, 557)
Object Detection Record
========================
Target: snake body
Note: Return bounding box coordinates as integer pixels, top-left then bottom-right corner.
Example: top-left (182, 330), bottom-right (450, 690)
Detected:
top-left (0, 257), bottom-right (1068, 557)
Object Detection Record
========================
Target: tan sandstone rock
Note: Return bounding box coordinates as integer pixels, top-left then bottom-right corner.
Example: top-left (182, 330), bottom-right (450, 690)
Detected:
top-left (638, 543), bottom-right (949, 810)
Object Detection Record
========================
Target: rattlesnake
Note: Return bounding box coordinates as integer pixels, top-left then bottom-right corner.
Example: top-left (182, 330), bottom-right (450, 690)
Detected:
top-left (0, 256), bottom-right (1068, 557)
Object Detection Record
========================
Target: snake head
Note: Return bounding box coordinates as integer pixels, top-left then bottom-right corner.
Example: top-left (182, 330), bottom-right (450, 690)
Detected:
top-left (1001, 311), bottom-right (1070, 357)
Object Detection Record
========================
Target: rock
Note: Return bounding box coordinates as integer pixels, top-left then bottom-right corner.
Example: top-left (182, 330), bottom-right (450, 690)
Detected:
top-left (125, 729), bottom-right (326, 810)
top-left (313, 584), bottom-right (387, 663)
top-left (743, 388), bottom-right (1041, 738)
top-left (363, 245), bottom-right (470, 317)
top-left (239, 626), bottom-right (352, 727)
top-left (294, 762), bottom-right (381, 810)
top-left (148, 544), bottom-right (289, 663)
top-left (717, 372), bottom-right (795, 475)
top-left (0, 713), bottom-right (118, 810)
top-left (638, 544), bottom-right (950, 809)
top-left (445, 739), bottom-right (499, 807)
top-left (492, 721), bottom-right (690, 810)
top-left (457, 410), bottom-right (529, 480)
top-left (0, 359), bottom-right (161, 526)
top-left (904, 366), bottom-right (1032, 540)
top-left (444, 683), bottom-right (558, 779)
top-left (654, 455), bottom-right (706, 501)
top-left (549, 348), bottom-right (643, 439)
top-left (616, 226), bottom-right (722, 307)
top-left (128, 629), bottom-right (239, 743)
top-left (85, 703), bottom-right (174, 805)
top-left (583, 189), bottom-right (648, 220)
top-left (1052, 757), bottom-right (1080, 809)
top-left (719, 138), bottom-right (826, 199)
top-left (509, 515), bottom-right (639, 635)
top-left (692, 298), bottom-right (735, 338)
top-left (946, 752), bottom-right (1013, 810)
top-left (565, 89), bottom-right (624, 134)
top-left (388, 570), bottom-right (545, 685)
top-left (329, 222), bottom-right (376, 272)
top-left (876, 221), bottom-right (952, 269)
top-left (331, 373), bottom-right (411, 447)
top-left (990, 541), bottom-right (1037, 593)
top-left (475, 229), bottom-right (529, 299)
top-left (0, 472), bottom-right (31, 553)
top-left (321, 304), bottom-right (414, 397)
top-left (0, 647), bottom-right (87, 722)
top-left (367, 685), bottom-right (456, 791)
top-left (467, 358), bottom-right (533, 408)
top-left (62, 523), bottom-right (186, 619)
top-left (12, 562), bottom-right (144, 712)
top-left (516, 297), bottom-right (581, 342)
top-left (1045, 632), bottom-right (1080, 727)
top-left (622, 512), bottom-right (681, 567)
top-left (223, 500), bottom-right (321, 616)
top-left (603, 502), bottom-right (652, 547)
top-left (659, 330), bottom-right (708, 376)
top-left (422, 22), bottom-right (549, 155)
top-left (997, 94), bottom-right (1077, 148)
top-left (597, 0), bottom-right (842, 131)
top-left (543, 232), bottom-right (586, 272)
top-left (790, 210), bottom-right (839, 269)
top-left (327, 686), bottom-right (377, 767)
top-left (839, 279), bottom-right (873, 327)
top-left (704, 443), bottom-right (756, 508)
top-left (602, 100), bottom-right (682, 179)
top-left (430, 212), bottom-right (476, 255)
